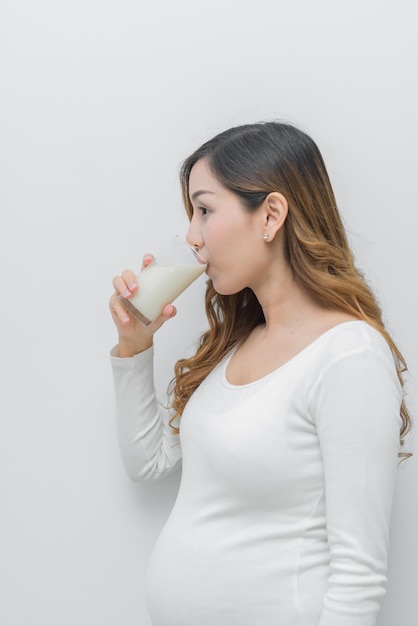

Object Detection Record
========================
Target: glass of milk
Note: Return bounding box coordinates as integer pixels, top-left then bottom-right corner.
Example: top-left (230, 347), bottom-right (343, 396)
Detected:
top-left (118, 235), bottom-right (207, 325)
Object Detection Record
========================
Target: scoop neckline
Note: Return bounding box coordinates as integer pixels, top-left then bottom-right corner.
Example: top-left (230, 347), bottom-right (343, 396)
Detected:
top-left (221, 320), bottom-right (367, 390)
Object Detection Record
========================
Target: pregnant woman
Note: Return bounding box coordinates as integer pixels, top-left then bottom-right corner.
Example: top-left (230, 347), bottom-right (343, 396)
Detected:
top-left (109, 121), bottom-right (411, 626)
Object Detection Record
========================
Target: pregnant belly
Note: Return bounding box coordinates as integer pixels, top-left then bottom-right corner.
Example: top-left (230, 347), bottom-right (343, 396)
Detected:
top-left (145, 516), bottom-right (326, 626)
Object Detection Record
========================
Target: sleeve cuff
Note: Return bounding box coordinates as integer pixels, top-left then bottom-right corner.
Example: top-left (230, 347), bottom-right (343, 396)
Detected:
top-left (110, 344), bottom-right (154, 367)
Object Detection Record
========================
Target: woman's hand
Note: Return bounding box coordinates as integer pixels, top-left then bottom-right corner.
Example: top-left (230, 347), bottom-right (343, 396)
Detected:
top-left (109, 254), bottom-right (177, 357)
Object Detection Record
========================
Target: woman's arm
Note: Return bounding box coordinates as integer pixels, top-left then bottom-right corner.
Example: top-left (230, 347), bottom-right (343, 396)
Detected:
top-left (111, 345), bottom-right (182, 481)
top-left (109, 258), bottom-right (181, 481)
top-left (310, 344), bottom-right (402, 626)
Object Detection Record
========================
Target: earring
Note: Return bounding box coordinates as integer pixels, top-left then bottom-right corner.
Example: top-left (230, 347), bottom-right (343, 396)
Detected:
top-left (263, 233), bottom-right (269, 241)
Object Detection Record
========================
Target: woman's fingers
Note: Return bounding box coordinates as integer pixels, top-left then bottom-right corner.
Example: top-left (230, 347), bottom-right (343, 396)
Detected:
top-left (112, 255), bottom-right (154, 299)
top-left (109, 292), bottom-right (131, 324)
top-left (141, 254), bottom-right (154, 270)
top-left (112, 270), bottom-right (138, 300)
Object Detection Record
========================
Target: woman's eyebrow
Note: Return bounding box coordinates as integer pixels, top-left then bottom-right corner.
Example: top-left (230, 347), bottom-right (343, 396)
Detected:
top-left (190, 190), bottom-right (216, 202)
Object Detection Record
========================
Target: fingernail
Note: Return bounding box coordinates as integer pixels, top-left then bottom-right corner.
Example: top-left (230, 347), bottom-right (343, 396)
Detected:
top-left (122, 289), bottom-right (131, 298)
top-left (120, 314), bottom-right (130, 323)
top-left (128, 281), bottom-right (137, 291)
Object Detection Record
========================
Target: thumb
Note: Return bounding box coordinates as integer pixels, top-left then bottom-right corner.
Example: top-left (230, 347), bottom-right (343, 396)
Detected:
top-left (148, 303), bottom-right (177, 332)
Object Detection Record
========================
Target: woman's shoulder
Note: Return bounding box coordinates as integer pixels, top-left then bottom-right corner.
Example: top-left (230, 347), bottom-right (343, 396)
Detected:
top-left (306, 320), bottom-right (398, 392)
top-left (308, 320), bottom-right (402, 422)
top-left (321, 319), bottom-right (392, 358)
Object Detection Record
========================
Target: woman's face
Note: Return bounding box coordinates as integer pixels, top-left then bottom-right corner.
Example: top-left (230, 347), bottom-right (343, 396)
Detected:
top-left (186, 158), bottom-right (270, 295)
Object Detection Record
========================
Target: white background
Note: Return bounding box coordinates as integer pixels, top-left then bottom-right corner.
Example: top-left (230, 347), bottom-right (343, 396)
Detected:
top-left (1, 1), bottom-right (417, 624)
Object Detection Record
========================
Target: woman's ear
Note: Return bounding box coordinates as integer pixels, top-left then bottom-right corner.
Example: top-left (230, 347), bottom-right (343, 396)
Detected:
top-left (263, 192), bottom-right (288, 241)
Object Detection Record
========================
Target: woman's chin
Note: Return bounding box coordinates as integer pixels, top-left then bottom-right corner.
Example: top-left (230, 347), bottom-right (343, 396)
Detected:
top-left (212, 282), bottom-right (243, 297)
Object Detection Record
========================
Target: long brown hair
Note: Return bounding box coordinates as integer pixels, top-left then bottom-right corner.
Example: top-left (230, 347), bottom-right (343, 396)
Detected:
top-left (169, 122), bottom-right (412, 458)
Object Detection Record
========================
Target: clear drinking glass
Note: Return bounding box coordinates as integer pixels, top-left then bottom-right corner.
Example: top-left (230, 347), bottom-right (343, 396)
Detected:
top-left (118, 235), bottom-right (207, 325)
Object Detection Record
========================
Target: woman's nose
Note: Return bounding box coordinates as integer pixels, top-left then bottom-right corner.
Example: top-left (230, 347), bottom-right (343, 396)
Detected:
top-left (186, 216), bottom-right (203, 250)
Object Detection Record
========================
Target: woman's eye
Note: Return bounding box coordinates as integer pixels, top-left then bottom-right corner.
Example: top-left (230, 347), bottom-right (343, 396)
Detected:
top-left (198, 207), bottom-right (208, 216)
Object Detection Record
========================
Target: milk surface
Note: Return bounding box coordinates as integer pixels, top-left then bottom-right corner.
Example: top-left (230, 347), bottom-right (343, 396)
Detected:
top-left (129, 263), bottom-right (206, 321)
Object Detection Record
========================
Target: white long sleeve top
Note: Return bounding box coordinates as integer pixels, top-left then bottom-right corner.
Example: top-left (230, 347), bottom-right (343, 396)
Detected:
top-left (111, 321), bottom-right (402, 626)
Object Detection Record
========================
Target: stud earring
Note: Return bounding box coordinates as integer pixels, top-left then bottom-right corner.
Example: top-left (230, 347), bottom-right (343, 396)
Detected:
top-left (263, 233), bottom-right (269, 241)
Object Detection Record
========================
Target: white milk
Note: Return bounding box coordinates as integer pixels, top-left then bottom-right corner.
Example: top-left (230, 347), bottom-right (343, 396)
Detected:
top-left (129, 263), bottom-right (206, 322)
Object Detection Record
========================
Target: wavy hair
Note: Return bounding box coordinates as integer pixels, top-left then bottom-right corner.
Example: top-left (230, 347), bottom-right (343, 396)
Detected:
top-left (168, 122), bottom-right (412, 459)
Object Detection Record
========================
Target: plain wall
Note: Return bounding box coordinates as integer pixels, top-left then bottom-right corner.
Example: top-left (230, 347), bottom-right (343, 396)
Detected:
top-left (1, 0), bottom-right (417, 624)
